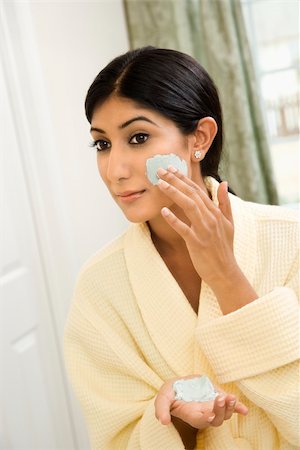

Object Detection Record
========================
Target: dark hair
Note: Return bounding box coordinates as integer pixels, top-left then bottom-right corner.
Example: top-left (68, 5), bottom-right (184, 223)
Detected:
top-left (85, 46), bottom-right (225, 184)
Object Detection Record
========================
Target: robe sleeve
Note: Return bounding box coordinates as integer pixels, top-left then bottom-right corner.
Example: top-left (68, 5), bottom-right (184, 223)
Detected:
top-left (196, 253), bottom-right (300, 447)
top-left (64, 301), bottom-right (184, 450)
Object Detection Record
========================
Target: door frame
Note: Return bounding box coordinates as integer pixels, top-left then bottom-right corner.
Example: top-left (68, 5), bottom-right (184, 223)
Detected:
top-left (1, 2), bottom-right (89, 448)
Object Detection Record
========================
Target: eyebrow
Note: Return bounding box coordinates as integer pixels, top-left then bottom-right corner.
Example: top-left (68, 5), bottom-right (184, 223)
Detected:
top-left (90, 116), bottom-right (159, 134)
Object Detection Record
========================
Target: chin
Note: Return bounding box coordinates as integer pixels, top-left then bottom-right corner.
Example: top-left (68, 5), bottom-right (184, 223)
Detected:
top-left (119, 204), bottom-right (161, 224)
top-left (115, 189), bottom-right (171, 223)
top-left (122, 210), bottom-right (156, 224)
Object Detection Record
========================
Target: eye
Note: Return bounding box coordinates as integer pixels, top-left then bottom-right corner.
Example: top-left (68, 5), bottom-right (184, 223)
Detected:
top-left (129, 133), bottom-right (149, 145)
top-left (90, 140), bottom-right (111, 151)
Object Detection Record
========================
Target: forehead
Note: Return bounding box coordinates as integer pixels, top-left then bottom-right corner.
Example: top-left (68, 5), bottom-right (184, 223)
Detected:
top-left (91, 95), bottom-right (167, 128)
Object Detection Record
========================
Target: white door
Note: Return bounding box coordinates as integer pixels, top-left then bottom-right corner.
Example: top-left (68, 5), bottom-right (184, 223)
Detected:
top-left (1, 58), bottom-right (76, 450)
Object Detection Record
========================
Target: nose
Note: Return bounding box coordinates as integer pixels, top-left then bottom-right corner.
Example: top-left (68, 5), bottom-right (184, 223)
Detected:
top-left (106, 147), bottom-right (131, 183)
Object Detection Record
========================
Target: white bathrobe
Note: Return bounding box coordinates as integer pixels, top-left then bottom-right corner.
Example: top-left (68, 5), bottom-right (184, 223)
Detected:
top-left (64, 177), bottom-right (299, 449)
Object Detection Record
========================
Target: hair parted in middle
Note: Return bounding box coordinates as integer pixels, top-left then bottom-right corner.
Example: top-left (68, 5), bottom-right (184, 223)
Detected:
top-left (85, 46), bottom-right (225, 185)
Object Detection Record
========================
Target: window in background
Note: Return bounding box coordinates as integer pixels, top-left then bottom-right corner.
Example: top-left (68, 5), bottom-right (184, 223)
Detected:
top-left (242, 0), bottom-right (299, 205)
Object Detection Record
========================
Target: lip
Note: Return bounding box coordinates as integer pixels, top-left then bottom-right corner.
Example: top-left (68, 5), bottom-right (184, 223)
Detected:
top-left (117, 190), bottom-right (146, 202)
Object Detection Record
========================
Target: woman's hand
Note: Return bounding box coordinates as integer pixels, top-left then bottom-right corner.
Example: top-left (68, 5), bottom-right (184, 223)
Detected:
top-left (156, 167), bottom-right (258, 314)
top-left (155, 376), bottom-right (248, 430)
top-left (157, 166), bottom-right (238, 287)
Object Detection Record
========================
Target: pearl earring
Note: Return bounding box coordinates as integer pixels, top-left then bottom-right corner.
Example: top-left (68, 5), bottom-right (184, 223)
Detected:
top-left (194, 150), bottom-right (202, 159)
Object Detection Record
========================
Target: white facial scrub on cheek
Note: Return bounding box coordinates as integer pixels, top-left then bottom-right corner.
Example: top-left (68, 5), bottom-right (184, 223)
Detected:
top-left (145, 153), bottom-right (188, 185)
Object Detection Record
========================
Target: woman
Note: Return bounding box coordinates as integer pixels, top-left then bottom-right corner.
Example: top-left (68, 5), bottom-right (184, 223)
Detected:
top-left (64, 47), bottom-right (299, 450)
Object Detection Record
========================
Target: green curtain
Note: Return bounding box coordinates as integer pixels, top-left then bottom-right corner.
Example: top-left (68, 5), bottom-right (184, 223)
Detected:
top-left (123, 0), bottom-right (279, 204)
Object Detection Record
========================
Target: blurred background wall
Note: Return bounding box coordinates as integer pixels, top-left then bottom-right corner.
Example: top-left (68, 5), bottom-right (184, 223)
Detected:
top-left (1, 1), bottom-right (298, 449)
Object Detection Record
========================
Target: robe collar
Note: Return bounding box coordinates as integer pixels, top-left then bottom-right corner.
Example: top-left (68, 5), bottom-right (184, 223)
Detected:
top-left (124, 177), bottom-right (257, 376)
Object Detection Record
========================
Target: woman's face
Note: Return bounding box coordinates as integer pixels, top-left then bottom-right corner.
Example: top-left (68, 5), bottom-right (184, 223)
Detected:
top-left (90, 95), bottom-right (195, 223)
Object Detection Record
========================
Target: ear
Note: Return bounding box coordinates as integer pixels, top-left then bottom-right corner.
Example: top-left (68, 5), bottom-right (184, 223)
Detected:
top-left (188, 117), bottom-right (218, 161)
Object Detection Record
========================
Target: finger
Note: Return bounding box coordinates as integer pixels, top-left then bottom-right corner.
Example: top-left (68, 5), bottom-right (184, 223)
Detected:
top-left (168, 166), bottom-right (216, 211)
top-left (234, 401), bottom-right (248, 416)
top-left (157, 179), bottom-right (203, 226)
top-left (157, 168), bottom-right (207, 212)
top-left (165, 168), bottom-right (231, 230)
top-left (210, 394), bottom-right (226, 427)
top-left (197, 409), bottom-right (216, 429)
top-left (170, 403), bottom-right (215, 430)
top-left (158, 166), bottom-right (218, 212)
top-left (213, 387), bottom-right (248, 418)
top-left (201, 409), bottom-right (216, 426)
top-left (161, 207), bottom-right (193, 241)
top-left (217, 181), bottom-right (234, 225)
top-left (154, 388), bottom-right (174, 425)
top-left (224, 395), bottom-right (236, 420)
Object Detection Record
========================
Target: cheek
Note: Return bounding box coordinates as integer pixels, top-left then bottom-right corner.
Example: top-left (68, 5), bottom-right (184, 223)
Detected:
top-left (97, 155), bottom-right (107, 180)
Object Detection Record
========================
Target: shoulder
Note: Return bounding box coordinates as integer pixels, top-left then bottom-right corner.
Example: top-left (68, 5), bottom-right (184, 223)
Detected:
top-left (246, 200), bottom-right (299, 259)
top-left (207, 175), bottom-right (299, 230)
top-left (68, 228), bottom-right (132, 315)
top-left (72, 223), bottom-right (149, 298)
top-left (231, 195), bottom-right (299, 271)
top-left (79, 231), bottom-right (126, 275)
top-left (72, 228), bottom-right (131, 297)
top-left (241, 198), bottom-right (298, 223)
top-left (231, 193), bottom-right (299, 230)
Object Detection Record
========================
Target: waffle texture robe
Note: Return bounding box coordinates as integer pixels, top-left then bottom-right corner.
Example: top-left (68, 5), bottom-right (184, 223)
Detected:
top-left (64, 177), bottom-right (300, 450)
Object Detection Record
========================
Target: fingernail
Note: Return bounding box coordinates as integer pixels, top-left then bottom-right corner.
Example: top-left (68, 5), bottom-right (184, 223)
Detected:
top-left (167, 165), bottom-right (177, 173)
top-left (229, 400), bottom-right (236, 407)
top-left (157, 168), bottom-right (167, 176)
top-left (224, 181), bottom-right (228, 191)
top-left (217, 396), bottom-right (225, 406)
top-left (161, 207), bottom-right (171, 217)
top-left (207, 415), bottom-right (215, 422)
